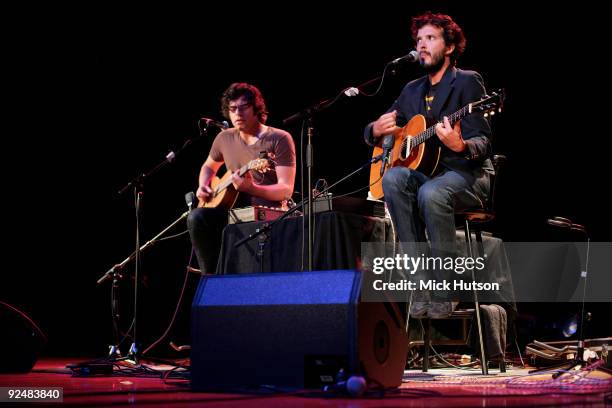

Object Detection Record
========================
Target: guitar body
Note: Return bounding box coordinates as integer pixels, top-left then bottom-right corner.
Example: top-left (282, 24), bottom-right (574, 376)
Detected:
top-left (198, 172), bottom-right (240, 209)
top-left (369, 114), bottom-right (441, 199)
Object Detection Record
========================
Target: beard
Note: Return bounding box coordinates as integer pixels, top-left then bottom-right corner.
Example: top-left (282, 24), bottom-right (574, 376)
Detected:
top-left (420, 49), bottom-right (446, 74)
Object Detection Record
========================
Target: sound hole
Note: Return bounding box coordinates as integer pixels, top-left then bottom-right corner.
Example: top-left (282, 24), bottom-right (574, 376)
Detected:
top-left (373, 320), bottom-right (390, 364)
top-left (399, 138), bottom-right (408, 160)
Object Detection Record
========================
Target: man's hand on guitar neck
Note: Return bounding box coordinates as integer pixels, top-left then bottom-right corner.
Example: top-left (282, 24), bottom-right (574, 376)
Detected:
top-left (231, 169), bottom-right (254, 193)
top-left (435, 116), bottom-right (467, 153)
top-left (372, 110), bottom-right (401, 139)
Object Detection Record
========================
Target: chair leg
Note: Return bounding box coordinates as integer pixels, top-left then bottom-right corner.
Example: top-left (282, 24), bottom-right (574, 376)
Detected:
top-left (423, 318), bottom-right (431, 372)
top-left (500, 356), bottom-right (506, 373)
top-left (475, 229), bottom-right (485, 260)
top-left (464, 219), bottom-right (489, 375)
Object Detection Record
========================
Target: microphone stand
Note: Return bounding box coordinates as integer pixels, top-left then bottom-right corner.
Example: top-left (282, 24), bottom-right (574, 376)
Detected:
top-left (306, 120), bottom-right (314, 271)
top-left (284, 102), bottom-right (337, 272)
top-left (233, 154), bottom-right (387, 257)
top-left (529, 217), bottom-right (599, 377)
top-left (282, 61), bottom-right (406, 271)
top-left (97, 125), bottom-right (212, 364)
top-left (97, 210), bottom-right (192, 285)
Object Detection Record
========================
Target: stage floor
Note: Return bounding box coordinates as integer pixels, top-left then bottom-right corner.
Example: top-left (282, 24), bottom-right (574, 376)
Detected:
top-left (0, 358), bottom-right (610, 407)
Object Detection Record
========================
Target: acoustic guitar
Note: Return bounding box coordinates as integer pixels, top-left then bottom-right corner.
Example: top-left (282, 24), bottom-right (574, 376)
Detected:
top-left (369, 90), bottom-right (504, 199)
top-left (198, 155), bottom-right (271, 209)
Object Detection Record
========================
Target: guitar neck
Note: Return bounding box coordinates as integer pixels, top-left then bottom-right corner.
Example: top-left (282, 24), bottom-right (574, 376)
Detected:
top-left (412, 104), bottom-right (472, 147)
top-left (214, 162), bottom-right (251, 194)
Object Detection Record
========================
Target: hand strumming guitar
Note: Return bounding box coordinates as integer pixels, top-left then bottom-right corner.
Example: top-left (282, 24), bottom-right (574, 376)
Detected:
top-left (372, 110), bottom-right (401, 139)
top-left (196, 185), bottom-right (213, 201)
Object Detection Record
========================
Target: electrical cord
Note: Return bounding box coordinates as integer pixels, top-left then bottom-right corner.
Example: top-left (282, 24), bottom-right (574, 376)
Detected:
top-left (141, 249), bottom-right (196, 356)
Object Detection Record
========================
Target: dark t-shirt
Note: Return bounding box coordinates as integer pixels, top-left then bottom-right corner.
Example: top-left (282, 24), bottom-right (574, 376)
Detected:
top-left (208, 126), bottom-right (296, 207)
top-left (424, 82), bottom-right (438, 122)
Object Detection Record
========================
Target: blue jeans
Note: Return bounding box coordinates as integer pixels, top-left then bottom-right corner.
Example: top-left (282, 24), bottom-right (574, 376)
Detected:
top-left (382, 167), bottom-right (489, 300)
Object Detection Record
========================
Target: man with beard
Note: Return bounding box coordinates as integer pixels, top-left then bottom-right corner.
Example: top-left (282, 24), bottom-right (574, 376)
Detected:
top-left (364, 12), bottom-right (493, 318)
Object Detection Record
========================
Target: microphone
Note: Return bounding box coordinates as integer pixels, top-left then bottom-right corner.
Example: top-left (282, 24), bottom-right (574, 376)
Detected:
top-left (201, 117), bottom-right (229, 129)
top-left (184, 191), bottom-right (196, 212)
top-left (323, 375), bottom-right (367, 397)
top-left (390, 50), bottom-right (419, 65)
top-left (380, 134), bottom-right (394, 177)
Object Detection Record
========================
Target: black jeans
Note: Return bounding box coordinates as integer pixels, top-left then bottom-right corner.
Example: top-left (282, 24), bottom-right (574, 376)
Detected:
top-left (187, 207), bottom-right (228, 274)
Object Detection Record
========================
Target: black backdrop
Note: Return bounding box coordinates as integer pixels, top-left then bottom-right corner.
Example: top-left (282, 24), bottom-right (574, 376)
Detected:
top-left (4, 2), bottom-right (609, 356)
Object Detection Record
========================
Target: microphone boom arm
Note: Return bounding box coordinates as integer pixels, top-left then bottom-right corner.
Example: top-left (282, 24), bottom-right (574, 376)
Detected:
top-left (97, 210), bottom-right (190, 285)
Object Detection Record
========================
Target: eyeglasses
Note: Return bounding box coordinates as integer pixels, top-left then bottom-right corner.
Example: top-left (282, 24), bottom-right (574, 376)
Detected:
top-left (228, 103), bottom-right (252, 113)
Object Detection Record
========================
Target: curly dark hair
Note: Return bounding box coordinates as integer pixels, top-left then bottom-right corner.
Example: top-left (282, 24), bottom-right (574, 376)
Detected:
top-left (221, 82), bottom-right (268, 123)
top-left (411, 12), bottom-right (466, 65)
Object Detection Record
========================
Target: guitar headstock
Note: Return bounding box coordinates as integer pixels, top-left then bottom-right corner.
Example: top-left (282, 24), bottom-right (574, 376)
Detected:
top-left (470, 88), bottom-right (505, 118)
top-left (248, 157), bottom-right (272, 173)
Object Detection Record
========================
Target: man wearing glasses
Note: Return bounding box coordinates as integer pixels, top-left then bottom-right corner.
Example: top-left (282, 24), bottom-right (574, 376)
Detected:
top-left (187, 82), bottom-right (296, 275)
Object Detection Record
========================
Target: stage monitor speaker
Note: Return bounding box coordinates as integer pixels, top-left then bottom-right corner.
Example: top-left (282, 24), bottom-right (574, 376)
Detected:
top-left (191, 270), bottom-right (408, 391)
top-left (0, 301), bottom-right (46, 373)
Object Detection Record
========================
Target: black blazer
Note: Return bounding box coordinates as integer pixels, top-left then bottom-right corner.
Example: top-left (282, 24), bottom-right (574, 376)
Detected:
top-left (365, 66), bottom-right (493, 184)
